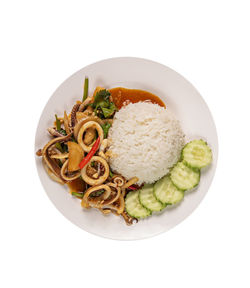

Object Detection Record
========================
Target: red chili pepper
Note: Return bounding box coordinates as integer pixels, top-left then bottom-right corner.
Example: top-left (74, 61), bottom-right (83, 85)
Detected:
top-left (128, 185), bottom-right (137, 190)
top-left (128, 184), bottom-right (144, 190)
top-left (79, 137), bottom-right (100, 169)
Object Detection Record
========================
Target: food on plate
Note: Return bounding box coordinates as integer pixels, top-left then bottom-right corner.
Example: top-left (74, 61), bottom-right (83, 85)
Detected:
top-left (125, 190), bottom-right (151, 219)
top-left (110, 87), bottom-right (165, 109)
top-left (36, 77), bottom-right (213, 225)
top-left (182, 139), bottom-right (212, 169)
top-left (139, 184), bottom-right (165, 212)
top-left (154, 175), bottom-right (184, 205)
top-left (170, 162), bottom-right (200, 191)
top-left (108, 102), bottom-right (185, 184)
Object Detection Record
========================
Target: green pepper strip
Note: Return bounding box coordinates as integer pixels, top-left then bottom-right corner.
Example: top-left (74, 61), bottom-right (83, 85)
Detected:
top-left (72, 192), bottom-right (84, 198)
top-left (55, 142), bottom-right (64, 153)
top-left (82, 77), bottom-right (89, 102)
top-left (55, 114), bottom-right (61, 131)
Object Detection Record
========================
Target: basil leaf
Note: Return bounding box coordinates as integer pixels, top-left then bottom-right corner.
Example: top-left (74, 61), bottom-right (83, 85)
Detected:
top-left (92, 89), bottom-right (118, 118)
top-left (101, 123), bottom-right (111, 138)
top-left (59, 129), bottom-right (67, 136)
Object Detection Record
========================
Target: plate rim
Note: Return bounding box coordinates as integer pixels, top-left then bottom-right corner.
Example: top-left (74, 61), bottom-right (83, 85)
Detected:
top-left (34, 56), bottom-right (218, 241)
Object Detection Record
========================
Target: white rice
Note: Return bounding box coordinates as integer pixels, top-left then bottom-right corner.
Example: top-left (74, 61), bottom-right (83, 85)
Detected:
top-left (107, 102), bottom-right (185, 184)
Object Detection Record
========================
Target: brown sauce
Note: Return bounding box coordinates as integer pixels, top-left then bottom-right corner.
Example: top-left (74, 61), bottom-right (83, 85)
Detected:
top-left (67, 177), bottom-right (86, 193)
top-left (110, 87), bottom-right (166, 109)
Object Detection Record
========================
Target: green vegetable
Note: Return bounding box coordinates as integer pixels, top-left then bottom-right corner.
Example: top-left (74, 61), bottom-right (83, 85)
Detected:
top-left (125, 190), bottom-right (151, 219)
top-left (72, 192), bottom-right (84, 198)
top-left (58, 160), bottom-right (63, 168)
top-left (109, 170), bottom-right (114, 178)
top-left (55, 142), bottom-right (68, 153)
top-left (59, 129), bottom-right (66, 136)
top-left (90, 161), bottom-right (95, 167)
top-left (90, 190), bottom-right (105, 197)
top-left (101, 103), bottom-right (117, 118)
top-left (93, 89), bottom-right (110, 106)
top-left (101, 123), bottom-right (111, 138)
top-left (82, 77), bottom-right (89, 102)
top-left (170, 162), bottom-right (200, 191)
top-left (55, 142), bottom-right (64, 153)
top-left (71, 135), bottom-right (77, 142)
top-left (55, 114), bottom-right (61, 131)
top-left (139, 184), bottom-right (165, 212)
top-left (154, 175), bottom-right (184, 205)
top-left (63, 143), bottom-right (68, 153)
top-left (182, 139), bottom-right (212, 169)
top-left (91, 89), bottom-right (118, 118)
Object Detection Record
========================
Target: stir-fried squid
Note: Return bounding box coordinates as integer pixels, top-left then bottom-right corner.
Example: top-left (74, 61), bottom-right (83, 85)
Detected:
top-left (77, 121), bottom-right (104, 152)
top-left (81, 156), bottom-right (109, 185)
top-left (36, 78), bottom-right (139, 225)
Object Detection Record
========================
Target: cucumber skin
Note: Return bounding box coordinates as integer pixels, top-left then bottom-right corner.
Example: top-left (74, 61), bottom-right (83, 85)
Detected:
top-left (139, 194), bottom-right (166, 212)
top-left (179, 160), bottom-right (201, 174)
top-left (153, 179), bottom-right (184, 206)
top-left (171, 177), bottom-right (199, 191)
top-left (125, 191), bottom-right (151, 219)
top-left (181, 139), bottom-right (212, 169)
top-left (153, 188), bottom-right (171, 206)
top-left (125, 207), bottom-right (151, 219)
top-left (125, 138), bottom-right (213, 219)
top-left (138, 184), bottom-right (166, 212)
top-left (171, 172), bottom-right (200, 191)
top-left (182, 158), bottom-right (210, 170)
top-left (170, 162), bottom-right (200, 191)
top-left (153, 188), bottom-right (184, 206)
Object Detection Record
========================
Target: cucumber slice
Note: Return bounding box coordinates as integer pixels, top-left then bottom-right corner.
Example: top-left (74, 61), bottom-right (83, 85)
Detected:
top-left (154, 175), bottom-right (184, 205)
top-left (125, 190), bottom-right (151, 219)
top-left (182, 139), bottom-right (212, 169)
top-left (170, 162), bottom-right (200, 191)
top-left (139, 184), bottom-right (165, 212)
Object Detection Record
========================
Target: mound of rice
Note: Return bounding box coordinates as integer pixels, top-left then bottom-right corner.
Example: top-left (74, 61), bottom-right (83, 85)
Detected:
top-left (107, 102), bottom-right (185, 184)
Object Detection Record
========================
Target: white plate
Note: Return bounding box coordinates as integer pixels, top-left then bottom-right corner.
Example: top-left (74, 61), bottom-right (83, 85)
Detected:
top-left (35, 57), bottom-right (218, 240)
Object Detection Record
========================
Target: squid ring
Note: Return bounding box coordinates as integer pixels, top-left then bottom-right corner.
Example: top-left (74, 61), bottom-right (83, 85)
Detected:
top-left (60, 159), bottom-right (81, 181)
top-left (112, 175), bottom-right (126, 187)
top-left (81, 184), bottom-right (111, 208)
top-left (104, 183), bottom-right (121, 205)
top-left (102, 195), bottom-right (125, 215)
top-left (77, 121), bottom-right (104, 152)
top-left (81, 156), bottom-right (109, 186)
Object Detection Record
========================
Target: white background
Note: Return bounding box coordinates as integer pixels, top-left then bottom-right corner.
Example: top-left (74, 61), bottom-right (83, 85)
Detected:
top-left (1, 0), bottom-right (249, 287)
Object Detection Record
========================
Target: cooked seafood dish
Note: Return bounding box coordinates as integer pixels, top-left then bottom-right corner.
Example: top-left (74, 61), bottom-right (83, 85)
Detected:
top-left (36, 78), bottom-right (212, 225)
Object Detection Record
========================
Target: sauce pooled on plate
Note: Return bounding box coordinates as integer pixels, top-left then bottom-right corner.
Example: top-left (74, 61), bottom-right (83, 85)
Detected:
top-left (110, 87), bottom-right (166, 109)
top-left (67, 177), bottom-right (86, 193)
